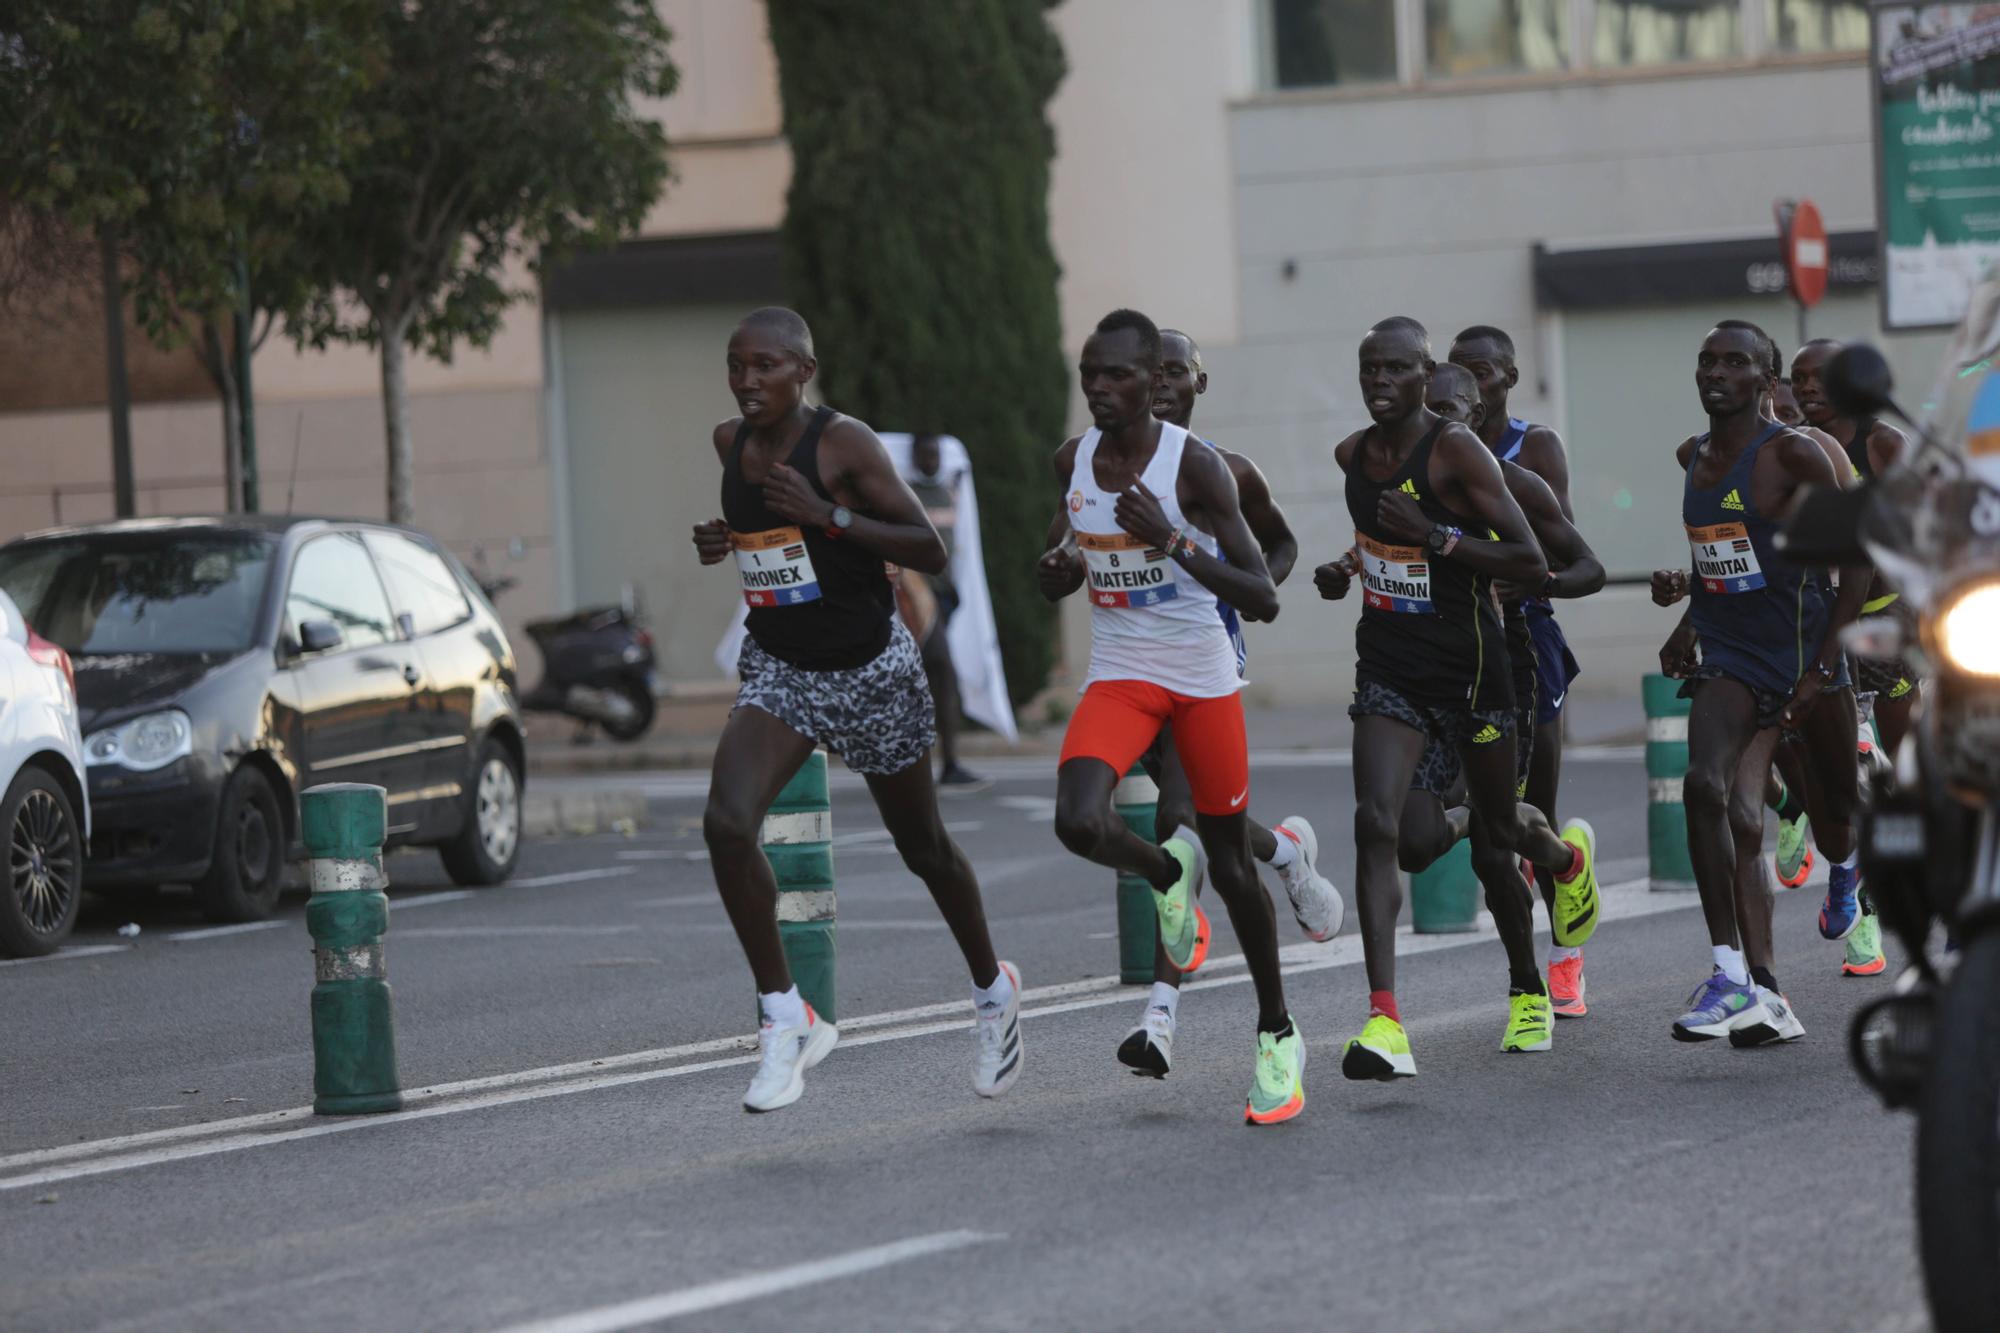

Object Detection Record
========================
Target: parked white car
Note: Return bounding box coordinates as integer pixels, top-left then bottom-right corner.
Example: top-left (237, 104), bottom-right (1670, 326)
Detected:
top-left (0, 588), bottom-right (88, 956)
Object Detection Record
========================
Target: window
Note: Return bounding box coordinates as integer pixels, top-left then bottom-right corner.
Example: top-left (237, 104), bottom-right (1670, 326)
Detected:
top-left (1592, 1), bottom-right (1743, 67)
top-left (1267, 0), bottom-right (1398, 89)
top-left (364, 531), bottom-right (471, 637)
top-left (1768, 0), bottom-right (1869, 54)
top-left (285, 534), bottom-right (394, 652)
top-left (0, 533), bottom-right (273, 656)
top-left (1426, 0), bottom-right (1571, 77)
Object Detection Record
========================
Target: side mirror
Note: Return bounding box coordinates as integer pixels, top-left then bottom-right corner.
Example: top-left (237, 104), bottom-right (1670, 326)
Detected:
top-left (1825, 344), bottom-right (1901, 422)
top-left (298, 620), bottom-right (344, 655)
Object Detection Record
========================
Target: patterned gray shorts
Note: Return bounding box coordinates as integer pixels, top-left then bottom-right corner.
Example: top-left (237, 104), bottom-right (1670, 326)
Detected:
top-left (735, 620), bottom-right (936, 776)
top-left (1349, 679), bottom-right (1520, 800)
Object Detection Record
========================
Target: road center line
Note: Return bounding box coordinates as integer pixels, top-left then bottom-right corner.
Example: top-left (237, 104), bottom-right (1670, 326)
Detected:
top-left (393, 890), bottom-right (477, 910)
top-left (494, 1230), bottom-right (1003, 1332)
top-left (0, 944), bottom-right (129, 967)
top-left (510, 867), bottom-right (636, 890)
top-left (165, 922), bottom-right (287, 942)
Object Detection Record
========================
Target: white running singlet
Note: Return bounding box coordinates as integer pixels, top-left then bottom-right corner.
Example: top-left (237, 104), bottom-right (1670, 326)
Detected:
top-left (1068, 422), bottom-right (1241, 698)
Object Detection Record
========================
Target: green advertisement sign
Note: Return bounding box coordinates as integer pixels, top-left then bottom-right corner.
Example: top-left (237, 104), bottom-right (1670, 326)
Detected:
top-left (1873, 5), bottom-right (2000, 329)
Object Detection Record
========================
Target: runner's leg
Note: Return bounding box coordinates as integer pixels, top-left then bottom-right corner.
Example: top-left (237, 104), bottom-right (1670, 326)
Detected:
top-left (864, 755), bottom-right (1000, 987)
top-left (702, 706), bottom-right (819, 993)
top-left (1726, 726), bottom-right (1783, 976)
top-left (1457, 734), bottom-right (1548, 991)
top-left (1795, 688), bottom-right (1861, 865)
top-left (1197, 810), bottom-right (1288, 1028)
top-left (1055, 682), bottom-right (1178, 889)
top-left (1683, 680), bottom-right (1762, 950)
top-left (1526, 717), bottom-right (1562, 915)
top-left (1352, 714), bottom-right (1428, 994)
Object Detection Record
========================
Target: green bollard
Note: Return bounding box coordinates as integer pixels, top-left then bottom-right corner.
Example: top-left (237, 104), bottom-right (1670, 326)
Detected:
top-left (764, 750), bottom-right (836, 1020)
top-left (1644, 674), bottom-right (1697, 892)
top-left (1411, 837), bottom-right (1480, 933)
top-left (301, 783), bottom-right (403, 1115)
top-left (1113, 765), bottom-right (1160, 984)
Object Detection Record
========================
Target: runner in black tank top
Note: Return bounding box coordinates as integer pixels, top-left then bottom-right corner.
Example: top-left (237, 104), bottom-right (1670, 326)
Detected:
top-left (691, 306), bottom-right (1022, 1113)
top-left (1315, 317), bottom-right (1595, 1082)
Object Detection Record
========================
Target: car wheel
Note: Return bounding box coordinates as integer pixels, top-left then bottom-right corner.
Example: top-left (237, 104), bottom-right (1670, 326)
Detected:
top-left (194, 766), bottom-right (286, 923)
top-left (0, 767), bottom-right (82, 958)
top-left (599, 680), bottom-right (656, 743)
top-left (441, 738), bottom-right (522, 886)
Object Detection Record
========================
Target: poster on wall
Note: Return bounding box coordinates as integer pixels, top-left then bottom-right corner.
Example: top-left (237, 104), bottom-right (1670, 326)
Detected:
top-left (1872, 4), bottom-right (2000, 329)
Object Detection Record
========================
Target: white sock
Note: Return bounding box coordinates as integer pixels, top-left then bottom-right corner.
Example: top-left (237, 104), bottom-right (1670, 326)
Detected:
top-left (1712, 946), bottom-right (1749, 986)
top-left (1265, 827), bottom-right (1299, 870)
top-left (1149, 981), bottom-right (1180, 1020)
top-left (759, 986), bottom-right (807, 1030)
top-left (973, 966), bottom-right (1015, 1012)
top-left (1549, 944), bottom-right (1582, 964)
top-left (1836, 850), bottom-right (1859, 870)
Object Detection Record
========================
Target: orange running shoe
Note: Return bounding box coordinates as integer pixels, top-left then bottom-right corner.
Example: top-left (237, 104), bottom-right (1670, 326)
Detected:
top-left (1183, 904), bottom-right (1212, 975)
top-left (1549, 953), bottom-right (1587, 1018)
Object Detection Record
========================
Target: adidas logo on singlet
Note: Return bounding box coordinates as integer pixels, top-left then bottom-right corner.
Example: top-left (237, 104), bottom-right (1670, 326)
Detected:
top-left (1400, 479), bottom-right (1420, 498)
top-left (1721, 488), bottom-right (1745, 511)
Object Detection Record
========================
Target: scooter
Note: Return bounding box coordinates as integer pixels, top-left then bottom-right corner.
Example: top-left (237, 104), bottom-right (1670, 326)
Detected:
top-left (479, 575), bottom-right (662, 743)
top-left (1783, 280), bottom-right (2000, 1333)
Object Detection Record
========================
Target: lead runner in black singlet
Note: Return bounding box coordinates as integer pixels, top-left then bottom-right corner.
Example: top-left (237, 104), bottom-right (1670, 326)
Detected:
top-left (692, 307), bottom-right (1022, 1114)
top-left (1315, 317), bottom-right (1597, 1083)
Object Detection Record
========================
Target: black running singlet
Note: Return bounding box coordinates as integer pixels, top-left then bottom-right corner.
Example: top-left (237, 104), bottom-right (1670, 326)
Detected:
top-left (721, 407), bottom-right (894, 671)
top-left (1345, 419), bottom-right (1512, 710)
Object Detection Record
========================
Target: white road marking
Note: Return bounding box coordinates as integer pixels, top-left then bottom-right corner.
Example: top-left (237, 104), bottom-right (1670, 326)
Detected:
top-left (393, 890), bottom-right (476, 910)
top-left (510, 867), bottom-right (636, 890)
top-left (495, 1230), bottom-right (1002, 1332)
top-left (997, 795), bottom-right (1057, 821)
top-left (616, 850), bottom-right (704, 862)
top-left (397, 926), bottom-right (637, 939)
top-left (165, 922), bottom-right (287, 942)
top-left (0, 944), bottom-right (130, 967)
top-left (0, 877), bottom-right (1678, 1191)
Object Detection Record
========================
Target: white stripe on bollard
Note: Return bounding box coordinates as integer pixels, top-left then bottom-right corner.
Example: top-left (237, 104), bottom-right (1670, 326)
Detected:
top-left (1648, 779), bottom-right (1684, 805)
top-left (1113, 773), bottom-right (1160, 806)
top-left (762, 811), bottom-right (832, 845)
top-left (1645, 715), bottom-right (1689, 743)
top-left (309, 855), bottom-right (383, 895)
top-left (775, 890), bottom-right (837, 923)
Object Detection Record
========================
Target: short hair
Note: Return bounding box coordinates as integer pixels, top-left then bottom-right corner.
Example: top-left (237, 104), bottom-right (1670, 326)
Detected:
top-left (1429, 362), bottom-right (1478, 399)
top-left (737, 306), bottom-right (815, 360)
top-left (1159, 327), bottom-right (1203, 371)
top-left (1713, 319), bottom-right (1777, 378)
top-left (1094, 308), bottom-right (1162, 368)
top-left (1368, 315), bottom-right (1432, 359)
top-left (1452, 325), bottom-right (1516, 363)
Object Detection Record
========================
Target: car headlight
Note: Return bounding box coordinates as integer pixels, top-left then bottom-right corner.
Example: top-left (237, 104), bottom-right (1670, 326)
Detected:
top-left (86, 709), bottom-right (194, 772)
top-left (1940, 581), bottom-right (2000, 677)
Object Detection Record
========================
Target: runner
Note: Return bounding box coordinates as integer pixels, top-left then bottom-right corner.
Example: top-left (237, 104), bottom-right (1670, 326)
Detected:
top-left (1772, 377), bottom-right (1808, 428)
top-left (1115, 327), bottom-right (1343, 1080)
top-left (1447, 327), bottom-right (1588, 998)
top-left (693, 307), bottom-right (1022, 1112)
top-left (1037, 308), bottom-right (1306, 1124)
top-left (1649, 320), bottom-right (1869, 1047)
top-left (1316, 317), bottom-right (1599, 1079)
top-left (1417, 363), bottom-right (1607, 1018)
top-left (905, 432), bottom-right (988, 792)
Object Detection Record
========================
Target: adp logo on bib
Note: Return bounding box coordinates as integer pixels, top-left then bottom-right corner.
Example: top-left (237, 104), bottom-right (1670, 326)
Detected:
top-left (1077, 531), bottom-right (1176, 608)
top-left (1686, 521), bottom-right (1765, 594)
top-left (732, 525), bottom-right (823, 607)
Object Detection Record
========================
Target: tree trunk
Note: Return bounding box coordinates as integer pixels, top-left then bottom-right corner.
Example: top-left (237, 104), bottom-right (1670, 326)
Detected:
top-left (97, 226), bottom-right (136, 518)
top-left (380, 316), bottom-right (416, 524)
top-left (204, 321), bottom-right (243, 513)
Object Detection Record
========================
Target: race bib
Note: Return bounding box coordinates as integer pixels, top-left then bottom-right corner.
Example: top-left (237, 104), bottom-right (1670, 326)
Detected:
top-left (1357, 533), bottom-right (1433, 614)
top-left (732, 526), bottom-right (822, 607)
top-left (1077, 531), bottom-right (1177, 608)
top-left (1687, 522), bottom-right (1766, 594)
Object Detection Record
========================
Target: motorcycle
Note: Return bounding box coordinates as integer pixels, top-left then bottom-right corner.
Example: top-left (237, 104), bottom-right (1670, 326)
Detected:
top-left (1782, 276), bottom-right (2000, 1332)
top-left (478, 574), bottom-right (663, 743)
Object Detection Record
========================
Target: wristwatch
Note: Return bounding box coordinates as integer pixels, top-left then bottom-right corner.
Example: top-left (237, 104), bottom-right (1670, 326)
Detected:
top-left (1425, 523), bottom-right (1463, 557)
top-left (824, 505), bottom-right (854, 538)
top-left (1812, 658), bottom-right (1838, 683)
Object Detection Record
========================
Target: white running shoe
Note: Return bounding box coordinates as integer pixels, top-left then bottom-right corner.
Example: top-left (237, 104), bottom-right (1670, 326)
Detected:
top-left (1728, 986), bottom-right (1807, 1047)
top-left (1116, 1003), bottom-right (1176, 1078)
top-left (973, 960), bottom-right (1025, 1098)
top-left (1275, 816), bottom-right (1344, 942)
top-left (743, 1005), bottom-right (838, 1112)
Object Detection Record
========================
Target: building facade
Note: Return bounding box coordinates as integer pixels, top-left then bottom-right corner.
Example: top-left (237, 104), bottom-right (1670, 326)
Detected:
top-left (0, 1), bottom-right (1945, 709)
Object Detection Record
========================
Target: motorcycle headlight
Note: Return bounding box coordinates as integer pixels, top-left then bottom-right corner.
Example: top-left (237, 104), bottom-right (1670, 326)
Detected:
top-left (1939, 581), bottom-right (2000, 677)
top-left (86, 709), bottom-right (194, 772)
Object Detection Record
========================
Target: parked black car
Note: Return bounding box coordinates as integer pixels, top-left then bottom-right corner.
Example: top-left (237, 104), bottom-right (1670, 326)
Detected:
top-left (0, 516), bottom-right (527, 921)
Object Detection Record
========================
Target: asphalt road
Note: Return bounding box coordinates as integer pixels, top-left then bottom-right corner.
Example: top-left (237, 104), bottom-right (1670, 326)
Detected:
top-left (0, 747), bottom-right (1928, 1331)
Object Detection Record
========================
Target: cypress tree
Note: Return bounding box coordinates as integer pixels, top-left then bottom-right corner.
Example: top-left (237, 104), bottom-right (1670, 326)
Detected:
top-left (767, 0), bottom-right (1069, 707)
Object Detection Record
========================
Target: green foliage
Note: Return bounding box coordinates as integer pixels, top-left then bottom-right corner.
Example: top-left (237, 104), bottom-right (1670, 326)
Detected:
top-left (766, 0), bottom-right (1070, 706)
top-left (291, 0), bottom-right (677, 360)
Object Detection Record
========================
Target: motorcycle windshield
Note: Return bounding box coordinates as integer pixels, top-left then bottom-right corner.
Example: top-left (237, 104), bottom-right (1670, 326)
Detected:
top-left (1916, 272), bottom-right (2000, 485)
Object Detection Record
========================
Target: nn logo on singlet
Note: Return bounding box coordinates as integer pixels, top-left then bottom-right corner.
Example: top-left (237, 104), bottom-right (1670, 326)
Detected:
top-left (1721, 489), bottom-right (1745, 511)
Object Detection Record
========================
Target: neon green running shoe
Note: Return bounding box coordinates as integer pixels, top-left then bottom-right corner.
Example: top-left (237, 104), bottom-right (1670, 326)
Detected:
top-left (1502, 990), bottom-right (1554, 1053)
top-left (1155, 836), bottom-right (1205, 971)
top-left (1245, 1021), bottom-right (1306, 1125)
top-left (1842, 914), bottom-right (1887, 977)
top-left (1552, 818), bottom-right (1599, 947)
top-left (1775, 812), bottom-right (1813, 888)
top-left (1341, 1014), bottom-right (1417, 1081)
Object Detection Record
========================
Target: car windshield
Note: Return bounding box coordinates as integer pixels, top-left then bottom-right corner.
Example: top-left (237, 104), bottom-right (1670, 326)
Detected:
top-left (0, 531), bottom-right (274, 656)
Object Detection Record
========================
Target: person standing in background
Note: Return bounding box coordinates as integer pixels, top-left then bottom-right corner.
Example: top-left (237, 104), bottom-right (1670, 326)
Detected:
top-left (907, 433), bottom-right (988, 791)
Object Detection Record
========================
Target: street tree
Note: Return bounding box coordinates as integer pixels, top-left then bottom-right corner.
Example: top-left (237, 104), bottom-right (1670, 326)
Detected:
top-left (291, 0), bottom-right (676, 525)
top-left (766, 0), bottom-right (1070, 705)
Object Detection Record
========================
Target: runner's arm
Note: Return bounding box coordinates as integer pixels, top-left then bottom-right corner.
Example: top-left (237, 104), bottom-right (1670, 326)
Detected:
top-left (1397, 426), bottom-right (1547, 586)
top-left (1500, 468), bottom-right (1604, 600)
top-left (778, 418), bottom-right (948, 574)
top-left (1659, 607), bottom-right (1698, 678)
top-left (1868, 420), bottom-right (1909, 476)
top-left (1225, 451), bottom-right (1299, 585)
top-left (1038, 438), bottom-right (1085, 602)
top-left (1113, 447), bottom-right (1279, 622)
top-left (1776, 432), bottom-right (1870, 724)
top-left (693, 421), bottom-right (740, 564)
top-left (1517, 425), bottom-right (1575, 521)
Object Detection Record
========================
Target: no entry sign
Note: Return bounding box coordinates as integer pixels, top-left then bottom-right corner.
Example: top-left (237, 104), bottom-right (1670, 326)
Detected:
top-left (1783, 199), bottom-right (1829, 308)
